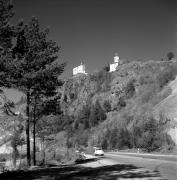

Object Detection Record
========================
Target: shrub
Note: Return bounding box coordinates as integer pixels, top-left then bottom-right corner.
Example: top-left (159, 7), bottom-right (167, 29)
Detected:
top-left (18, 159), bottom-right (28, 170)
top-left (0, 157), bottom-right (6, 162)
top-left (117, 128), bottom-right (132, 149)
top-left (0, 154), bottom-right (10, 162)
top-left (132, 116), bottom-right (175, 152)
top-left (157, 65), bottom-right (177, 88)
top-left (125, 80), bottom-right (135, 98)
top-left (103, 100), bottom-right (111, 112)
top-left (78, 104), bottom-right (91, 129)
top-left (90, 70), bottom-right (111, 92)
top-left (141, 85), bottom-right (157, 103)
top-left (101, 127), bottom-right (132, 150)
top-left (89, 100), bottom-right (107, 126)
top-left (167, 52), bottom-right (175, 61)
top-left (117, 97), bottom-right (126, 110)
top-left (151, 87), bottom-right (172, 105)
top-left (76, 130), bottom-right (90, 146)
top-left (103, 64), bottom-right (110, 72)
top-left (55, 154), bottom-right (65, 162)
top-left (139, 73), bottom-right (155, 85)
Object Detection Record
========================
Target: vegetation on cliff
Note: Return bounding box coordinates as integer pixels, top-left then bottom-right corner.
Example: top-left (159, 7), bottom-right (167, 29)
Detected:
top-left (60, 60), bottom-right (177, 152)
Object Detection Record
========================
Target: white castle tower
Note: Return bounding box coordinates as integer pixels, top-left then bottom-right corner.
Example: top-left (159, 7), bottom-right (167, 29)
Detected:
top-left (109, 53), bottom-right (119, 72)
top-left (73, 62), bottom-right (87, 75)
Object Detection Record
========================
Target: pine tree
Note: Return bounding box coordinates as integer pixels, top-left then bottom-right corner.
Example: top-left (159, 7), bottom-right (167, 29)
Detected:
top-left (4, 17), bottom-right (66, 166)
top-left (94, 100), bottom-right (106, 123)
top-left (78, 105), bottom-right (90, 129)
top-left (0, 0), bottom-right (14, 50)
top-left (89, 100), bottom-right (106, 126)
top-left (0, 0), bottom-right (15, 88)
top-left (30, 91), bottom-right (62, 165)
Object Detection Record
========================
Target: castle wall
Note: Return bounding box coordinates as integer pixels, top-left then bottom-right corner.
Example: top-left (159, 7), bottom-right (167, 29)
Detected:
top-left (110, 62), bottom-right (118, 72)
top-left (73, 64), bottom-right (86, 75)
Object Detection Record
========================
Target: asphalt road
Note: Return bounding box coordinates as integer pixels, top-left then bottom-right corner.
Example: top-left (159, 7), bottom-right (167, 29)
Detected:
top-left (105, 152), bottom-right (177, 180)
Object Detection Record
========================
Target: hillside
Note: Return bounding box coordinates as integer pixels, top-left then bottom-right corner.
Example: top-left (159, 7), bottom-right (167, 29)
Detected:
top-left (1, 59), bottom-right (176, 162)
top-left (154, 76), bottom-right (177, 119)
top-left (154, 76), bottom-right (177, 144)
top-left (60, 59), bottom-right (177, 152)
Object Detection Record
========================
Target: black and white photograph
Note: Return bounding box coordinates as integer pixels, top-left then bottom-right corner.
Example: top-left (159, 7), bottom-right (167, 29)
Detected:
top-left (0, 0), bottom-right (176, 179)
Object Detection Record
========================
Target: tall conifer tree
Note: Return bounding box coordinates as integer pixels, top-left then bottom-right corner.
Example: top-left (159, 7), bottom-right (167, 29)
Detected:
top-left (0, 0), bottom-right (15, 88)
top-left (6, 17), bottom-right (66, 166)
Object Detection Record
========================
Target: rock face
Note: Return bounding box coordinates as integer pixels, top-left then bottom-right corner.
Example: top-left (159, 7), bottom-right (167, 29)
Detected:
top-left (60, 74), bottom-right (97, 116)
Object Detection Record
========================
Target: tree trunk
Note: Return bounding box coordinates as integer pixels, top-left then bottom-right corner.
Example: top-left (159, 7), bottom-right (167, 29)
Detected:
top-left (12, 146), bottom-right (17, 169)
top-left (33, 120), bottom-right (36, 166)
top-left (33, 102), bottom-right (36, 166)
top-left (42, 136), bottom-right (45, 165)
top-left (26, 90), bottom-right (31, 166)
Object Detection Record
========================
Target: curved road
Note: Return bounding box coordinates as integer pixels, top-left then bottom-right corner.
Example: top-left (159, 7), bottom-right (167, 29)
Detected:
top-left (105, 152), bottom-right (177, 180)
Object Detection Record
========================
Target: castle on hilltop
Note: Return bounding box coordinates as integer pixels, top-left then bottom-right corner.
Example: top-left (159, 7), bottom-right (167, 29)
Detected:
top-left (73, 62), bottom-right (87, 75)
top-left (109, 53), bottom-right (119, 72)
top-left (72, 54), bottom-right (120, 75)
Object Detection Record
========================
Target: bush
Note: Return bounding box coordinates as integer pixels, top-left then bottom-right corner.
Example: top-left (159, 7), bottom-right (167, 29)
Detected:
top-left (125, 80), bottom-right (135, 98)
top-left (167, 52), bottom-right (175, 61)
top-left (117, 97), bottom-right (126, 110)
top-left (18, 159), bottom-right (28, 170)
top-left (75, 130), bottom-right (90, 146)
top-left (141, 85), bottom-right (157, 103)
top-left (139, 73), bottom-right (155, 85)
top-left (157, 65), bottom-right (177, 88)
top-left (89, 100), bottom-right (107, 126)
top-left (100, 127), bottom-right (132, 150)
top-left (0, 157), bottom-right (6, 162)
top-left (103, 100), bottom-right (111, 112)
top-left (0, 154), bottom-right (10, 162)
top-left (118, 128), bottom-right (132, 149)
top-left (131, 116), bottom-right (175, 152)
top-left (90, 70), bottom-right (111, 92)
top-left (151, 87), bottom-right (172, 105)
top-left (55, 153), bottom-right (65, 162)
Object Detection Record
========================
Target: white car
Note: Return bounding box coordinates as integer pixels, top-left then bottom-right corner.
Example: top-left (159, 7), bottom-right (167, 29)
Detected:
top-left (94, 148), bottom-right (104, 156)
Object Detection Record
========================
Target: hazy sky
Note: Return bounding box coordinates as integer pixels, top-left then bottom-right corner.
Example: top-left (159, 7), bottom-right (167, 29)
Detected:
top-left (4, 0), bottom-right (177, 101)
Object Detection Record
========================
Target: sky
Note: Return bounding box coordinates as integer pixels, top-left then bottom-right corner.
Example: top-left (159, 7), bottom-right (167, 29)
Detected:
top-left (4, 0), bottom-right (177, 101)
top-left (12, 0), bottom-right (177, 76)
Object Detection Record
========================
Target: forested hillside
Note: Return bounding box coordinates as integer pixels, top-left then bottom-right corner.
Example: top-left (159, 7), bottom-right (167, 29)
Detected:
top-left (60, 59), bottom-right (177, 152)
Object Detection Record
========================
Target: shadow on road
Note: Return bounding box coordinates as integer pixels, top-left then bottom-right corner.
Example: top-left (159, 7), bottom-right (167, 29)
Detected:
top-left (0, 161), bottom-right (163, 180)
top-left (75, 157), bottom-right (98, 164)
